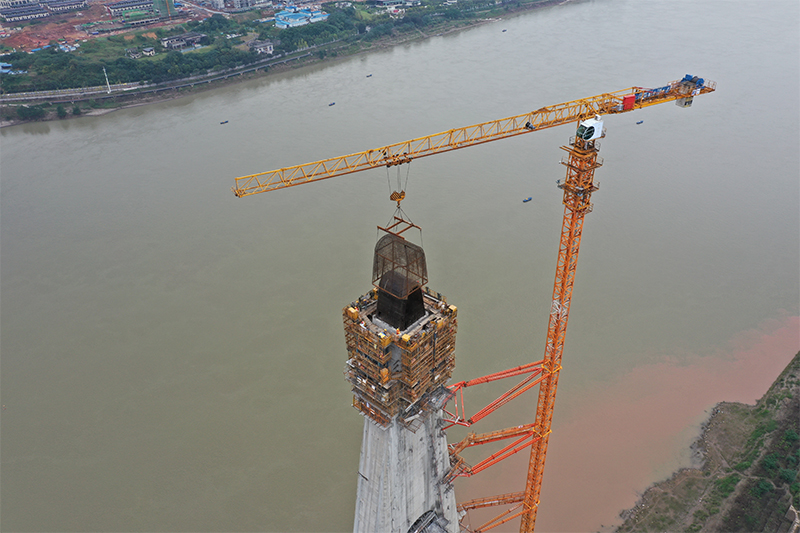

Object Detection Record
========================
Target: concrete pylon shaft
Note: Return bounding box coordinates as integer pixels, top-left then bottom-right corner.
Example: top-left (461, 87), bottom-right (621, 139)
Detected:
top-left (354, 410), bottom-right (457, 533)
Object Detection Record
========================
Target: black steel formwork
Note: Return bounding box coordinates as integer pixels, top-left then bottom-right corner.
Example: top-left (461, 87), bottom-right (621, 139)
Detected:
top-left (372, 233), bottom-right (428, 330)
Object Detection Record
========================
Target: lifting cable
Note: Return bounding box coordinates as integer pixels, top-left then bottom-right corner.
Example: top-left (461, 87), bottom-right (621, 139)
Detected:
top-left (380, 162), bottom-right (422, 248)
top-left (385, 161), bottom-right (412, 206)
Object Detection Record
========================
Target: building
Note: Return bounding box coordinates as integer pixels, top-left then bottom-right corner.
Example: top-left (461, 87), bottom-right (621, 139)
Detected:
top-left (0, 4), bottom-right (48, 21)
top-left (160, 31), bottom-right (205, 49)
top-left (123, 15), bottom-right (160, 25)
top-left (0, 61), bottom-right (26, 74)
top-left (0, 0), bottom-right (34, 8)
top-left (106, 0), bottom-right (152, 15)
top-left (248, 39), bottom-right (273, 54)
top-left (141, 46), bottom-right (155, 55)
top-left (42, 0), bottom-right (86, 12)
top-left (0, 0), bottom-right (85, 19)
top-left (274, 7), bottom-right (327, 28)
top-left (343, 219), bottom-right (458, 533)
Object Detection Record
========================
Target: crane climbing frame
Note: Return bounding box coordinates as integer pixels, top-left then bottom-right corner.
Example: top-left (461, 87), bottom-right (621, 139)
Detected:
top-left (232, 75), bottom-right (716, 532)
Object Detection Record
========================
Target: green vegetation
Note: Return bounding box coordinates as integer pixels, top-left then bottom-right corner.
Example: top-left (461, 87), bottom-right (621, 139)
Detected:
top-left (0, 19), bottom-right (262, 92)
top-left (715, 473), bottom-right (740, 498)
top-left (1, 0), bottom-right (552, 93)
top-left (152, 0), bottom-right (177, 18)
top-left (16, 104), bottom-right (45, 120)
top-left (698, 364), bottom-right (799, 532)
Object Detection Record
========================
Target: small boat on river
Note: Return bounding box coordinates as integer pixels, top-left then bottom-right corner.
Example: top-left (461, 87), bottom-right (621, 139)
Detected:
top-left (329, 102), bottom-right (335, 106)
top-left (523, 197), bottom-right (532, 203)
top-left (220, 120), bottom-right (228, 124)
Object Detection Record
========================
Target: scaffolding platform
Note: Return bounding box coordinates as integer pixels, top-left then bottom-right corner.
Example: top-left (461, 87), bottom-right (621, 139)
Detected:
top-left (344, 286), bottom-right (457, 428)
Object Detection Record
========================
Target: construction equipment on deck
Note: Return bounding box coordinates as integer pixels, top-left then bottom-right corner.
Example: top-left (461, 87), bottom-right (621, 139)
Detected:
top-left (231, 75), bottom-right (716, 532)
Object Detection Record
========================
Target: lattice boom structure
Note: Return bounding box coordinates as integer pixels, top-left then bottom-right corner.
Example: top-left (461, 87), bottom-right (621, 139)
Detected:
top-left (344, 287), bottom-right (457, 428)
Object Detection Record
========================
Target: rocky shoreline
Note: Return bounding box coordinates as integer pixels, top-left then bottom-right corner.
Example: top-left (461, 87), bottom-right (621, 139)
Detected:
top-left (616, 352), bottom-right (800, 532)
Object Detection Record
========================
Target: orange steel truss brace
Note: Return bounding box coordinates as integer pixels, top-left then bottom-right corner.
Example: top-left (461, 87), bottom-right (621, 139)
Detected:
top-left (232, 77), bottom-right (716, 532)
top-left (459, 492), bottom-right (528, 533)
top-left (444, 361), bottom-right (544, 428)
top-left (446, 423), bottom-right (540, 482)
top-left (458, 491), bottom-right (526, 513)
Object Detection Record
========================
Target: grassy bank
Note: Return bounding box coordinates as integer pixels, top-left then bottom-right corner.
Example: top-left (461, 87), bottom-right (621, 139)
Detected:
top-left (616, 351), bottom-right (800, 532)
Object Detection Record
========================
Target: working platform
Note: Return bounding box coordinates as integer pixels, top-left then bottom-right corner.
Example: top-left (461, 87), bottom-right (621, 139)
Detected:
top-left (344, 287), bottom-right (457, 428)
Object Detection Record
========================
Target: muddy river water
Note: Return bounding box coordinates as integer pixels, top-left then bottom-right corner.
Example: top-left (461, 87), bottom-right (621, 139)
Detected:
top-left (2, 0), bottom-right (798, 530)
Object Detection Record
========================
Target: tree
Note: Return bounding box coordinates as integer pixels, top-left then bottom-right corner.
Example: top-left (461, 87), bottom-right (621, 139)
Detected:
top-left (56, 104), bottom-right (67, 118)
top-left (72, 105), bottom-right (81, 116)
top-left (17, 105), bottom-right (45, 120)
top-left (750, 478), bottom-right (773, 498)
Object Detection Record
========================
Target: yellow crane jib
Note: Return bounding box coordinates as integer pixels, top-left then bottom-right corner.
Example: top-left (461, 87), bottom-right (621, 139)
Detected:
top-left (231, 76), bottom-right (715, 199)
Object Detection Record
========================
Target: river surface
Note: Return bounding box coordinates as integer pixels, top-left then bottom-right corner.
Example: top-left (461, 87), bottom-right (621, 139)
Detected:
top-left (2, 0), bottom-right (798, 531)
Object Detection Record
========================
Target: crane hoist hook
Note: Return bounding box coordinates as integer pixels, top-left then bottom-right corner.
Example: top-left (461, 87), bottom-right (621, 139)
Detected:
top-left (386, 159), bottom-right (411, 207)
top-left (389, 190), bottom-right (406, 207)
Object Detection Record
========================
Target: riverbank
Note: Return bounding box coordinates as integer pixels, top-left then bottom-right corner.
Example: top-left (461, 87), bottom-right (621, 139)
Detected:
top-left (616, 351), bottom-right (800, 532)
top-left (0, 0), bottom-right (568, 128)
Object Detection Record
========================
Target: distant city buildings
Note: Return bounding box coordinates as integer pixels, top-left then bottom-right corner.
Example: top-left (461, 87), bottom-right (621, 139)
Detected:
top-left (106, 0), bottom-right (152, 16)
top-left (0, 0), bottom-right (85, 22)
top-left (274, 6), bottom-right (328, 28)
top-left (205, 0), bottom-right (271, 12)
top-left (231, 0), bottom-right (270, 10)
top-left (0, 0), bottom-right (33, 7)
top-left (46, 0), bottom-right (87, 12)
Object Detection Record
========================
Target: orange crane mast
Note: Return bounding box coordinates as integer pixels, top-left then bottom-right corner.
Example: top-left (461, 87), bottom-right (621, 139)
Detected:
top-left (232, 75), bottom-right (715, 532)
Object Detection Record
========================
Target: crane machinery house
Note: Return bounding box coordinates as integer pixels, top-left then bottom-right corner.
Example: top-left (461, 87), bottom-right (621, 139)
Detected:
top-left (576, 116), bottom-right (604, 141)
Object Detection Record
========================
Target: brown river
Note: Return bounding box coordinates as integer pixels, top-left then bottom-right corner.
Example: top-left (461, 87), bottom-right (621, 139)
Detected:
top-left (2, 0), bottom-right (798, 531)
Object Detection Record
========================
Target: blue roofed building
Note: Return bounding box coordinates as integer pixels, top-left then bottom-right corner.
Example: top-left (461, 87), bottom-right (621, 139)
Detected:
top-left (274, 6), bottom-right (327, 28)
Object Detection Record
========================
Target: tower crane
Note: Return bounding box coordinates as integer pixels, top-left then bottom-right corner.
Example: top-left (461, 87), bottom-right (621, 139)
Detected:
top-left (232, 75), bottom-right (716, 532)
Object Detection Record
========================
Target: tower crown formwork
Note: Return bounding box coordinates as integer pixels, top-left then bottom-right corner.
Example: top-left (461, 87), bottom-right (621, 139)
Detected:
top-left (343, 220), bottom-right (459, 533)
top-left (343, 286), bottom-right (457, 428)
